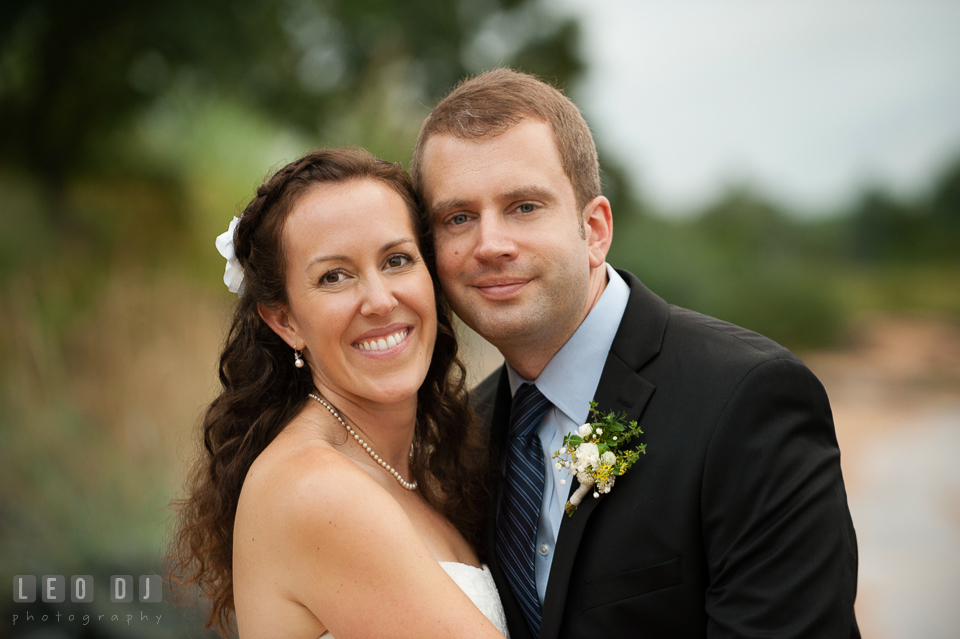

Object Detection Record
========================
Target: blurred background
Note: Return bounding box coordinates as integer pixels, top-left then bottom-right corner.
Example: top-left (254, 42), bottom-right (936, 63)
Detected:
top-left (1, 0), bottom-right (957, 637)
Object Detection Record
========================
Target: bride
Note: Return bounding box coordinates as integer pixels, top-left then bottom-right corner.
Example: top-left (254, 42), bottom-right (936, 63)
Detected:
top-left (170, 148), bottom-right (509, 638)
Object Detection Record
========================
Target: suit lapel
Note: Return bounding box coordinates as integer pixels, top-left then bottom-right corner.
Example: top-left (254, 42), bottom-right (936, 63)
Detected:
top-left (538, 271), bottom-right (670, 639)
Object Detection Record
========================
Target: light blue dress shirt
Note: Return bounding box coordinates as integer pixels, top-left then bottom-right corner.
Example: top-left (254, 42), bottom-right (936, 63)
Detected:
top-left (505, 264), bottom-right (630, 604)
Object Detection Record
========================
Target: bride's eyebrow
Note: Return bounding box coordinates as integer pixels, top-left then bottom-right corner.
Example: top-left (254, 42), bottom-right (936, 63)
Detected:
top-left (379, 238), bottom-right (417, 253)
top-left (305, 238), bottom-right (418, 270)
top-left (306, 253), bottom-right (348, 270)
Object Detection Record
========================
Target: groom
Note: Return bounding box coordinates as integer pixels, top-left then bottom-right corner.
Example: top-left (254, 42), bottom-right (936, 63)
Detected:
top-left (411, 68), bottom-right (859, 639)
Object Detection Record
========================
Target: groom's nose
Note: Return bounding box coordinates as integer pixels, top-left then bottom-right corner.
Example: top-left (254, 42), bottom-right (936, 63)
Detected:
top-left (474, 212), bottom-right (518, 263)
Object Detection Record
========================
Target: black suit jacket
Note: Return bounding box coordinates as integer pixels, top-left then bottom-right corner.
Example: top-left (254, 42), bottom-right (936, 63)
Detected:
top-left (473, 270), bottom-right (859, 639)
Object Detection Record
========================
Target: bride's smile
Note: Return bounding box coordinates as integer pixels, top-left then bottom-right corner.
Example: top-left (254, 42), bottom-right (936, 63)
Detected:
top-left (274, 178), bottom-right (437, 408)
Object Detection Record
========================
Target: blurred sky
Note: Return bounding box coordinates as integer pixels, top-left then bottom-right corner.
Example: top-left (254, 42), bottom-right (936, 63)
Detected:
top-left (550, 0), bottom-right (960, 215)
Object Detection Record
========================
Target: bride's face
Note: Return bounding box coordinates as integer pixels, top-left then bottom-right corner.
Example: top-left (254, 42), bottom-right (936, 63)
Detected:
top-left (278, 178), bottom-right (437, 407)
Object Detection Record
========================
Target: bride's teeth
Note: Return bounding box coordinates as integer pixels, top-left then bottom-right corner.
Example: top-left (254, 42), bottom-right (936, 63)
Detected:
top-left (355, 329), bottom-right (408, 351)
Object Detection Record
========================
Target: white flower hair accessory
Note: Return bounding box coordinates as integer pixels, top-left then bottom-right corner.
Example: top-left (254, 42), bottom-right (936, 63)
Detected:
top-left (552, 401), bottom-right (646, 516)
top-left (216, 216), bottom-right (245, 295)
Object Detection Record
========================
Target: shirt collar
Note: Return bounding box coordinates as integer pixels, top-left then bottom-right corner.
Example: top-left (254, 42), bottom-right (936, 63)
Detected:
top-left (507, 263), bottom-right (630, 426)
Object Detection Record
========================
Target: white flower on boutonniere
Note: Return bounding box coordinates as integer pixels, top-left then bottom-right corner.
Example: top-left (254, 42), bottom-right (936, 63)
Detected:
top-left (216, 216), bottom-right (245, 295)
top-left (552, 401), bottom-right (646, 516)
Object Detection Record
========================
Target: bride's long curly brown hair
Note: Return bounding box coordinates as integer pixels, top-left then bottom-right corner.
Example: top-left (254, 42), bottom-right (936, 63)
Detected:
top-left (168, 148), bottom-right (490, 635)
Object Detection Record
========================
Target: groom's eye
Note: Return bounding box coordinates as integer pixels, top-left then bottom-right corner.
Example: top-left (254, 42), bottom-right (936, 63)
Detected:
top-left (517, 203), bottom-right (536, 214)
top-left (451, 213), bottom-right (470, 225)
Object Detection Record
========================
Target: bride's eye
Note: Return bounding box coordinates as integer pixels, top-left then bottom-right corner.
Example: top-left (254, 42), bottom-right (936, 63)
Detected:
top-left (385, 254), bottom-right (411, 269)
top-left (321, 271), bottom-right (346, 285)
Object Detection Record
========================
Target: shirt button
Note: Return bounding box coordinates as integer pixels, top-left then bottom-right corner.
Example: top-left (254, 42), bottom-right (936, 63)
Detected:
top-left (538, 544), bottom-right (550, 556)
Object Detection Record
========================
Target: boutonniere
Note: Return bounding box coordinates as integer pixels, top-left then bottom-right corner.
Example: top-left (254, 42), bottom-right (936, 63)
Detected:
top-left (551, 401), bottom-right (646, 516)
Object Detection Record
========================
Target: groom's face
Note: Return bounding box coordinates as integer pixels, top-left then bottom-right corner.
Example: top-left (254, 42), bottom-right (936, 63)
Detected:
top-left (419, 119), bottom-right (593, 355)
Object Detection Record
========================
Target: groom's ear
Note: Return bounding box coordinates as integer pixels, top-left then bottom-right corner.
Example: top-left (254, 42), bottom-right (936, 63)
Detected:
top-left (258, 302), bottom-right (300, 349)
top-left (582, 195), bottom-right (613, 268)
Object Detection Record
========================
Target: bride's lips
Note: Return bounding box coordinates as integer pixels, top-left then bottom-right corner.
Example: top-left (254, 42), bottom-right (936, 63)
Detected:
top-left (351, 325), bottom-right (412, 355)
top-left (473, 277), bottom-right (530, 300)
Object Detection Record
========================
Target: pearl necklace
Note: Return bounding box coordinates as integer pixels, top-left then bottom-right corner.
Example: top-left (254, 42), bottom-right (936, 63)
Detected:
top-left (308, 393), bottom-right (418, 491)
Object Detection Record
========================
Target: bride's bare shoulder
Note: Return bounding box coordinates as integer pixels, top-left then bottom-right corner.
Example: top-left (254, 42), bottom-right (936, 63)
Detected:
top-left (234, 416), bottom-right (431, 603)
top-left (233, 419), bottom-right (409, 638)
top-left (239, 425), bottom-right (391, 521)
top-left (233, 416), bottom-right (505, 639)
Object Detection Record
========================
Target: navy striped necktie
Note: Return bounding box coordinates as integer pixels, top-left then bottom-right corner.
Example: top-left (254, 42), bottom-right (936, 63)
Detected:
top-left (496, 382), bottom-right (550, 637)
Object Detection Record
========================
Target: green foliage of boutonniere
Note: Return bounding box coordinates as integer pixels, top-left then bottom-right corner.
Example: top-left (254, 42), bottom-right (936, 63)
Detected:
top-left (551, 401), bottom-right (646, 516)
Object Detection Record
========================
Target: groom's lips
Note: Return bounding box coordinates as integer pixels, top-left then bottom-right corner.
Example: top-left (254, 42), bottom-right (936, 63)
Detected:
top-left (472, 278), bottom-right (530, 300)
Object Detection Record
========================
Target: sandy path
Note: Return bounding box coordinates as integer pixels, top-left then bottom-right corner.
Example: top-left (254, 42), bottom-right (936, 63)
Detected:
top-left (803, 316), bottom-right (960, 639)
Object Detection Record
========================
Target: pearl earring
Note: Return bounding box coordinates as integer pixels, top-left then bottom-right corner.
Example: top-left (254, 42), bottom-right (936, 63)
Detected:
top-left (294, 348), bottom-right (304, 369)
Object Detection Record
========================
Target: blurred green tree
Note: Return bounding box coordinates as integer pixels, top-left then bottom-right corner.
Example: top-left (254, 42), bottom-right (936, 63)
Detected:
top-left (926, 156), bottom-right (960, 258)
top-left (848, 156), bottom-right (960, 264)
top-left (0, 0), bottom-right (584, 230)
top-left (850, 188), bottom-right (923, 262)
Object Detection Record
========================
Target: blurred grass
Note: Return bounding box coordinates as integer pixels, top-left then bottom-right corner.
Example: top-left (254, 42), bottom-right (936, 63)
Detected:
top-left (0, 268), bottom-right (227, 570)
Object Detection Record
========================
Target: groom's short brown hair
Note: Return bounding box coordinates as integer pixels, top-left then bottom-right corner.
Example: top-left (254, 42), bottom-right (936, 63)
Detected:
top-left (411, 68), bottom-right (601, 212)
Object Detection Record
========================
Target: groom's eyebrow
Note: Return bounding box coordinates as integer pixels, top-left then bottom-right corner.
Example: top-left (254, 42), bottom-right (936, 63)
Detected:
top-left (428, 197), bottom-right (471, 220)
top-left (429, 186), bottom-right (556, 220)
top-left (503, 186), bottom-right (555, 204)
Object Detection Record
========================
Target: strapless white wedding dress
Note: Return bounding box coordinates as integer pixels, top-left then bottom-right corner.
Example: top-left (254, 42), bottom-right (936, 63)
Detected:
top-left (319, 562), bottom-right (509, 638)
top-left (438, 562), bottom-right (510, 637)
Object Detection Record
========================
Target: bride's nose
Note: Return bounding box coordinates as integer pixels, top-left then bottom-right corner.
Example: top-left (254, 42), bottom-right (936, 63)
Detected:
top-left (359, 274), bottom-right (399, 316)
